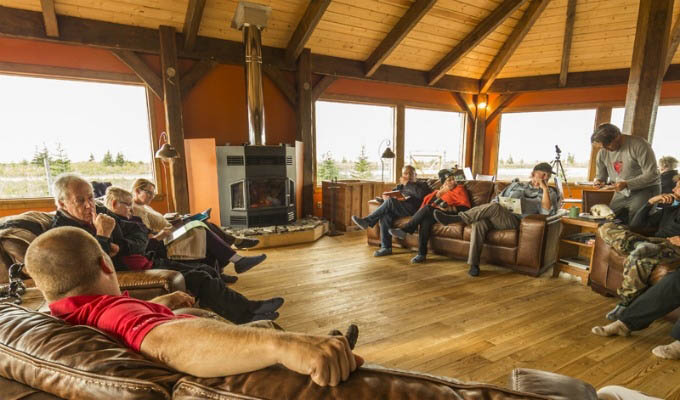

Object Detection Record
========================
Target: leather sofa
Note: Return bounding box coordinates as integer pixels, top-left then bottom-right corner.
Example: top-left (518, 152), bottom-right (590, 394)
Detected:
top-left (590, 232), bottom-right (680, 321)
top-left (366, 181), bottom-right (563, 276)
top-left (0, 302), bottom-right (551, 399)
top-left (0, 211), bottom-right (186, 302)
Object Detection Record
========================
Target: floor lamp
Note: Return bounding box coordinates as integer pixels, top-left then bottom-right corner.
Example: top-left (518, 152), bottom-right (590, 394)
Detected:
top-left (379, 139), bottom-right (395, 182)
top-left (155, 131), bottom-right (180, 213)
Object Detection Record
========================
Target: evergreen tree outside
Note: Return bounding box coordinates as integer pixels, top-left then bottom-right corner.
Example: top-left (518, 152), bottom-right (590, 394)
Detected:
top-left (317, 152), bottom-right (339, 181)
top-left (102, 150), bottom-right (114, 166)
top-left (88, 153), bottom-right (95, 162)
top-left (115, 152), bottom-right (126, 166)
top-left (351, 145), bottom-right (372, 180)
top-left (51, 143), bottom-right (72, 175)
top-left (31, 144), bottom-right (51, 166)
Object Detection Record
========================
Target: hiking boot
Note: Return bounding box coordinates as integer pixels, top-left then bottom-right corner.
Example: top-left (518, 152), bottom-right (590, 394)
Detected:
top-left (410, 254), bottom-right (426, 264)
top-left (373, 247), bottom-right (392, 257)
top-left (351, 216), bottom-right (370, 230)
top-left (468, 264), bottom-right (480, 277)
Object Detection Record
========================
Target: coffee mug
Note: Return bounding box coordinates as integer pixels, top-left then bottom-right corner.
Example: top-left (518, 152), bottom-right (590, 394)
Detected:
top-left (569, 206), bottom-right (580, 217)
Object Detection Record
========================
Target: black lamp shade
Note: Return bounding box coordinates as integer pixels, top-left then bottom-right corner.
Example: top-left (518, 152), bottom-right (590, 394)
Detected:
top-left (381, 147), bottom-right (395, 159)
top-left (155, 143), bottom-right (180, 160)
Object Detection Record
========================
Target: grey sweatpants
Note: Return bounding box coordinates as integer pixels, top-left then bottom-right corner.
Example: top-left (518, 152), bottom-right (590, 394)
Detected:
top-left (609, 186), bottom-right (659, 223)
top-left (459, 203), bottom-right (520, 266)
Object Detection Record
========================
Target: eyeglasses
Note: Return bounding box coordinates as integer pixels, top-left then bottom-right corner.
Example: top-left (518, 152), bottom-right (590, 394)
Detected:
top-left (119, 200), bottom-right (133, 207)
top-left (141, 189), bottom-right (156, 199)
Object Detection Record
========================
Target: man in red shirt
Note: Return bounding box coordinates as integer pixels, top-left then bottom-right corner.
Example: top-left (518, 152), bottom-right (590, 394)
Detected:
top-left (26, 227), bottom-right (361, 387)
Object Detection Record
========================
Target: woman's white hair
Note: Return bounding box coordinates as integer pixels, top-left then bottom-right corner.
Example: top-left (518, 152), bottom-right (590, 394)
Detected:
top-left (52, 173), bottom-right (91, 207)
top-left (659, 156), bottom-right (678, 171)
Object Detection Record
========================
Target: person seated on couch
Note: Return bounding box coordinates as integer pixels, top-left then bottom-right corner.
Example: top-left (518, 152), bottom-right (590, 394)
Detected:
top-left (50, 174), bottom-right (283, 324)
top-left (351, 165), bottom-right (430, 257)
top-left (433, 162), bottom-right (561, 277)
top-left (591, 270), bottom-right (680, 360)
top-left (130, 178), bottom-right (264, 283)
top-left (388, 169), bottom-right (471, 264)
top-left (598, 175), bottom-right (680, 321)
top-left (25, 226), bottom-right (362, 387)
top-left (659, 156), bottom-right (679, 194)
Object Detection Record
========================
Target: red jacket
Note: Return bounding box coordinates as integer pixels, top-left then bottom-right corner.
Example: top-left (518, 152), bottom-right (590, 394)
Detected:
top-left (420, 185), bottom-right (471, 209)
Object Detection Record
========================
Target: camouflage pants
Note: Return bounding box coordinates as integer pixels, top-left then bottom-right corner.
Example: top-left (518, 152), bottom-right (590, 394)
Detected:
top-left (598, 222), bottom-right (680, 305)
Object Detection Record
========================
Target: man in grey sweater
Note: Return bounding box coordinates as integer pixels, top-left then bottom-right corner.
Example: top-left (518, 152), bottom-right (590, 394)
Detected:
top-left (591, 123), bottom-right (660, 223)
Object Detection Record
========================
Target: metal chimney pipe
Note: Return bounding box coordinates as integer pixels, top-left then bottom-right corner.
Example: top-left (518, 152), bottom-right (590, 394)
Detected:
top-left (243, 25), bottom-right (266, 145)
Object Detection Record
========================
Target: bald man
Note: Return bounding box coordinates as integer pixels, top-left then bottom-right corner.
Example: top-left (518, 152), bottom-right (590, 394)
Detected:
top-left (25, 227), bottom-right (362, 387)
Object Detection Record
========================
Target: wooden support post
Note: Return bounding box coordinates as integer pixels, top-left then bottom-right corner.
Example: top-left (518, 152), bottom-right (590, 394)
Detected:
top-left (471, 94), bottom-right (488, 176)
top-left (588, 106), bottom-right (612, 181)
top-left (159, 25), bottom-right (190, 214)
top-left (395, 104), bottom-right (405, 182)
top-left (297, 49), bottom-right (314, 216)
top-left (623, 0), bottom-right (674, 142)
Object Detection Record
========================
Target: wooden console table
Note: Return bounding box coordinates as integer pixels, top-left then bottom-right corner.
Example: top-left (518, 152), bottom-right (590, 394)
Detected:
top-left (553, 217), bottom-right (601, 285)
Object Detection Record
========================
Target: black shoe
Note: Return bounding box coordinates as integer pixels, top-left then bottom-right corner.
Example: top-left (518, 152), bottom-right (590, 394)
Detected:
top-left (434, 210), bottom-right (462, 225)
top-left (250, 311), bottom-right (279, 322)
top-left (468, 264), bottom-right (480, 277)
top-left (251, 297), bottom-right (285, 314)
top-left (221, 274), bottom-right (238, 284)
top-left (606, 304), bottom-right (627, 321)
top-left (234, 254), bottom-right (267, 274)
top-left (351, 215), bottom-right (370, 230)
top-left (235, 237), bottom-right (260, 249)
top-left (329, 324), bottom-right (359, 350)
top-left (388, 228), bottom-right (407, 240)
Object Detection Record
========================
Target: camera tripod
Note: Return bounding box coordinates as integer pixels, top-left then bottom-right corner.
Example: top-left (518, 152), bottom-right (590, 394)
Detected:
top-left (550, 145), bottom-right (571, 198)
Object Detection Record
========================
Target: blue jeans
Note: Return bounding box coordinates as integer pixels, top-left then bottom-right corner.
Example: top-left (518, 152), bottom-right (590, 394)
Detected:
top-left (365, 198), bottom-right (413, 249)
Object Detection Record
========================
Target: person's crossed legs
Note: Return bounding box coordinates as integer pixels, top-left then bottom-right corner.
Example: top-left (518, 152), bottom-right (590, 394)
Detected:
top-left (352, 197), bottom-right (412, 257)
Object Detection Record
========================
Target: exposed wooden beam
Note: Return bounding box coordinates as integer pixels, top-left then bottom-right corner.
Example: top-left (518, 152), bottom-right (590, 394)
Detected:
top-left (450, 91), bottom-right (475, 128)
top-left (623, 0), bottom-right (673, 142)
top-left (428, 0), bottom-right (525, 86)
top-left (0, 61), bottom-right (141, 84)
top-left (159, 25), bottom-right (190, 214)
top-left (312, 75), bottom-right (337, 101)
top-left (471, 94), bottom-right (488, 175)
top-left (263, 65), bottom-right (297, 106)
top-left (182, 0), bottom-right (206, 51)
top-left (480, 0), bottom-right (548, 93)
top-left (487, 93), bottom-right (520, 123)
top-left (286, 0), bottom-right (330, 64)
top-left (395, 104), bottom-right (405, 182)
top-left (559, 0), bottom-right (577, 88)
top-left (180, 59), bottom-right (217, 99)
top-left (665, 12), bottom-right (680, 74)
top-left (111, 49), bottom-right (163, 100)
top-left (364, 0), bottom-right (437, 77)
top-left (39, 0), bottom-right (59, 37)
top-left (297, 49), bottom-right (315, 216)
top-left (588, 106), bottom-right (612, 181)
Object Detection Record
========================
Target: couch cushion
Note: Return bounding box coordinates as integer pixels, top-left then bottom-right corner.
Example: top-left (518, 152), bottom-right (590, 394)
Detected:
top-left (172, 364), bottom-right (548, 400)
top-left (0, 375), bottom-right (63, 400)
top-left (464, 181), bottom-right (496, 207)
top-left (0, 303), bottom-right (182, 400)
top-left (431, 222), bottom-right (464, 239)
top-left (463, 227), bottom-right (518, 247)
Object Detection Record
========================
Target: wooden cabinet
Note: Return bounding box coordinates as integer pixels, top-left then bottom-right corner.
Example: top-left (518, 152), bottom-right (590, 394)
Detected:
top-left (553, 217), bottom-right (600, 285)
top-left (321, 180), bottom-right (392, 232)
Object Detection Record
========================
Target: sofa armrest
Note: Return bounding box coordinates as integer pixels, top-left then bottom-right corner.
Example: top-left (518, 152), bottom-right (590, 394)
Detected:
top-left (117, 269), bottom-right (186, 300)
top-left (516, 215), bottom-right (561, 275)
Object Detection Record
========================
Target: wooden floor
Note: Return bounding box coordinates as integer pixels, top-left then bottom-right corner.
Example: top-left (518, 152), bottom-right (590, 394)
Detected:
top-left (233, 232), bottom-right (680, 399)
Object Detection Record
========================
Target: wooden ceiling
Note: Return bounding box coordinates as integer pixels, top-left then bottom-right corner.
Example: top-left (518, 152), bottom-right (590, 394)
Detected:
top-left (2, 0), bottom-right (680, 93)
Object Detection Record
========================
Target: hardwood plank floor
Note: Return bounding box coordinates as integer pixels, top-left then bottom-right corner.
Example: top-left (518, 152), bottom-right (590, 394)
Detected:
top-left (232, 232), bottom-right (680, 399)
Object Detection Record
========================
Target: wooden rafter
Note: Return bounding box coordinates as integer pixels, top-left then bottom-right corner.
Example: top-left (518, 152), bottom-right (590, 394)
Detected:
top-left (312, 75), bottom-right (337, 101)
top-left (285, 0), bottom-right (330, 64)
top-left (263, 65), bottom-right (297, 106)
top-left (480, 0), bottom-right (549, 93)
top-left (180, 59), bottom-right (217, 99)
top-left (364, 0), bottom-right (437, 77)
top-left (0, 61), bottom-right (140, 84)
top-left (487, 93), bottom-right (520, 123)
top-left (111, 49), bottom-right (163, 100)
top-left (39, 0), bottom-right (58, 37)
top-left (182, 0), bottom-right (206, 51)
top-left (427, 0), bottom-right (525, 86)
top-left (559, 0), bottom-right (577, 88)
top-left (665, 13), bottom-right (680, 74)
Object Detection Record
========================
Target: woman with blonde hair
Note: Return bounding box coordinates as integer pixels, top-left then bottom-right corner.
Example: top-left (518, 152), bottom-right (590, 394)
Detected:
top-left (130, 178), bottom-right (264, 283)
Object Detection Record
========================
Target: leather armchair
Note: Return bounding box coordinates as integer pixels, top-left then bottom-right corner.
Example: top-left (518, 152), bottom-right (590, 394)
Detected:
top-left (366, 181), bottom-right (562, 277)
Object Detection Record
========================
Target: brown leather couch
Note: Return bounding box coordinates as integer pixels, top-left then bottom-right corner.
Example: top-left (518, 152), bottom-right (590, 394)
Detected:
top-left (590, 231), bottom-right (680, 321)
top-left (366, 181), bottom-right (563, 276)
top-left (0, 211), bottom-right (186, 302)
top-left (0, 302), bottom-right (550, 399)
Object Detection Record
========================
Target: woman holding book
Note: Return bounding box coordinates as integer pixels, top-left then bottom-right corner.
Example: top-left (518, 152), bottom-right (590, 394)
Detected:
top-left (389, 169), bottom-right (471, 264)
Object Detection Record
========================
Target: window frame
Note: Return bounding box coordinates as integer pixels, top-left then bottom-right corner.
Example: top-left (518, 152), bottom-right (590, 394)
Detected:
top-left (0, 69), bottom-right (163, 209)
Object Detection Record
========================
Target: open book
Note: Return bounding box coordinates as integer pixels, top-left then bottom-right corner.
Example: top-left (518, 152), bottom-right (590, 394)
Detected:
top-left (382, 191), bottom-right (408, 200)
top-left (164, 208), bottom-right (212, 244)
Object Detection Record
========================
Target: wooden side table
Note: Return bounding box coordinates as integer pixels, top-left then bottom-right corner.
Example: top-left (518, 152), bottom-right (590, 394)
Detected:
top-left (553, 216), bottom-right (601, 285)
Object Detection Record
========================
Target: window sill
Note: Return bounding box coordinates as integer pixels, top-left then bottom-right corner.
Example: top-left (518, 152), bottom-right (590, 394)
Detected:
top-left (0, 194), bottom-right (166, 211)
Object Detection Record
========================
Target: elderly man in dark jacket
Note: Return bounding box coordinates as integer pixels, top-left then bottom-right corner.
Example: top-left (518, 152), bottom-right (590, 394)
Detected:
top-left (351, 165), bottom-right (430, 257)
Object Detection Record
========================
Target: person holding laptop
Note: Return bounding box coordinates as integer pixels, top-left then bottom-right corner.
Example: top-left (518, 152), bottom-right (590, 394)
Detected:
top-left (434, 162), bottom-right (561, 277)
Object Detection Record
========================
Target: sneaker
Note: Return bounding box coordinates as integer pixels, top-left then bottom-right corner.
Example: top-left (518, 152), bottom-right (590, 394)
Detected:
top-left (250, 312), bottom-right (279, 322)
top-left (606, 304), bottom-right (627, 321)
top-left (235, 237), bottom-right (260, 249)
top-left (221, 274), bottom-right (238, 284)
top-left (389, 228), bottom-right (407, 240)
top-left (351, 215), bottom-right (370, 230)
top-left (251, 297), bottom-right (285, 314)
top-left (468, 264), bottom-right (480, 277)
top-left (234, 254), bottom-right (267, 274)
top-left (410, 254), bottom-right (426, 264)
top-left (373, 247), bottom-right (392, 257)
top-left (433, 210), bottom-right (462, 225)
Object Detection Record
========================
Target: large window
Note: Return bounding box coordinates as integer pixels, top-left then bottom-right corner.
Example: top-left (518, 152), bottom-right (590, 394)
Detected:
top-left (611, 107), bottom-right (680, 161)
top-left (497, 109), bottom-right (596, 183)
top-left (404, 108), bottom-right (464, 178)
top-left (0, 74), bottom-right (154, 199)
top-left (315, 101), bottom-right (394, 182)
